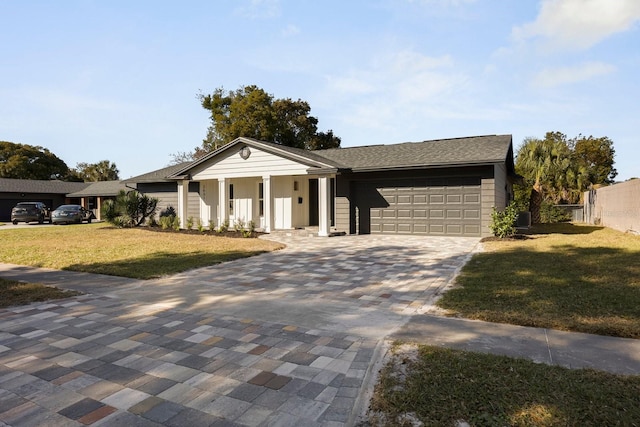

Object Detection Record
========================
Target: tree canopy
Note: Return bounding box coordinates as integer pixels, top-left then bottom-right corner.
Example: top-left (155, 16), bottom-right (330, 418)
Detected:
top-left (0, 141), bottom-right (70, 180)
top-left (199, 85), bottom-right (341, 152)
top-left (69, 160), bottom-right (120, 182)
top-left (514, 131), bottom-right (617, 223)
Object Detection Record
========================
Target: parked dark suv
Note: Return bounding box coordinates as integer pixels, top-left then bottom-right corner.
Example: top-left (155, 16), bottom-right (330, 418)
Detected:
top-left (10, 202), bottom-right (51, 224)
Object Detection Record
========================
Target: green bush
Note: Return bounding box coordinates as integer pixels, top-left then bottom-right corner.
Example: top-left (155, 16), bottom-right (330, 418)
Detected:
top-left (208, 219), bottom-right (216, 231)
top-left (489, 202), bottom-right (519, 238)
top-left (159, 216), bottom-right (172, 230)
top-left (540, 202), bottom-right (572, 223)
top-left (186, 216), bottom-right (194, 230)
top-left (172, 216), bottom-right (181, 231)
top-left (102, 190), bottom-right (159, 228)
top-left (218, 219), bottom-right (229, 233)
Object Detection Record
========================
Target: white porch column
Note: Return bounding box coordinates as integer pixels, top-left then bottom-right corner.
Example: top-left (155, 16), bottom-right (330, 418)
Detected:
top-left (263, 175), bottom-right (272, 233)
top-left (318, 176), bottom-right (331, 237)
top-left (218, 178), bottom-right (227, 227)
top-left (177, 180), bottom-right (189, 229)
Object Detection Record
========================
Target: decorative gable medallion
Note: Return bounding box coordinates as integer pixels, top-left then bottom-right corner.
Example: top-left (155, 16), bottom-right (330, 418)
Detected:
top-left (240, 146), bottom-right (251, 160)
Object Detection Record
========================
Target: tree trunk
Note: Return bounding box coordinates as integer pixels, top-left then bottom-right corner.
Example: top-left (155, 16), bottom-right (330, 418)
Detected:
top-left (529, 187), bottom-right (543, 224)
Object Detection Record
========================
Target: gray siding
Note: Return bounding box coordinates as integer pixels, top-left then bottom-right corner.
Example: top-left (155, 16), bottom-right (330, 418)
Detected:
top-left (481, 178), bottom-right (495, 237)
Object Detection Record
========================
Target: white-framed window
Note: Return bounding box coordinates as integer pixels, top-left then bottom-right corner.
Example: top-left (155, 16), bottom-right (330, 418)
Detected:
top-left (229, 183), bottom-right (234, 215)
top-left (258, 182), bottom-right (264, 216)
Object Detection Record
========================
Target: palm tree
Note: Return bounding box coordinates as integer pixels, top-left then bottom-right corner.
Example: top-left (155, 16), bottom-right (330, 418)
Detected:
top-left (515, 134), bottom-right (568, 223)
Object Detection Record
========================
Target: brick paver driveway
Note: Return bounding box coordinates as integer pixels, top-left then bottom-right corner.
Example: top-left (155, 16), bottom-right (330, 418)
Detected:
top-left (0, 234), bottom-right (479, 426)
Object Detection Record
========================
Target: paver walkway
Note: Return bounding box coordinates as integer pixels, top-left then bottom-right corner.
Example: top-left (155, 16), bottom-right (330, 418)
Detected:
top-left (0, 234), bottom-right (480, 426)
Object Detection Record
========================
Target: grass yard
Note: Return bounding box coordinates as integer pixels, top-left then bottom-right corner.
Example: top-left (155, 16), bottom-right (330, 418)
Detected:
top-left (0, 223), bottom-right (284, 279)
top-left (437, 223), bottom-right (640, 338)
top-left (369, 344), bottom-right (640, 427)
top-left (0, 277), bottom-right (81, 308)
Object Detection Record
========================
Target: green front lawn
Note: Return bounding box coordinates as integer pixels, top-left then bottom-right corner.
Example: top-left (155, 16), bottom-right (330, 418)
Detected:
top-left (370, 344), bottom-right (640, 427)
top-left (437, 224), bottom-right (640, 338)
top-left (0, 223), bottom-right (284, 279)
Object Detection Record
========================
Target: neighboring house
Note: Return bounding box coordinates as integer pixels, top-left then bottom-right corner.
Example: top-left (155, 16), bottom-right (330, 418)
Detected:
top-left (66, 180), bottom-right (130, 221)
top-left (0, 178), bottom-right (90, 221)
top-left (124, 162), bottom-right (202, 219)
top-left (0, 178), bottom-right (128, 222)
top-left (127, 135), bottom-right (516, 237)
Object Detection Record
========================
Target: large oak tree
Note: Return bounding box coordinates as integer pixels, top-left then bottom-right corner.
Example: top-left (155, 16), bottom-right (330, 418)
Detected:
top-left (0, 141), bottom-right (69, 180)
top-left (199, 85), bottom-right (341, 153)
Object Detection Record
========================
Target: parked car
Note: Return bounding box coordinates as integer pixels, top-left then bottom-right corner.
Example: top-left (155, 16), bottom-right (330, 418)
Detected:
top-left (51, 204), bottom-right (94, 225)
top-left (11, 202), bottom-right (51, 224)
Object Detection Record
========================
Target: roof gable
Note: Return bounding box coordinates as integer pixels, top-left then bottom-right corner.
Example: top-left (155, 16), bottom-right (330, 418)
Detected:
top-left (169, 137), bottom-right (341, 179)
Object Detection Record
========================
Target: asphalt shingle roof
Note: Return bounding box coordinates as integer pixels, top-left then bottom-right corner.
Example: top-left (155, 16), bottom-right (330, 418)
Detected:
top-left (66, 181), bottom-right (130, 197)
top-left (313, 135), bottom-right (513, 171)
top-left (124, 162), bottom-right (191, 183)
top-left (0, 178), bottom-right (90, 194)
top-left (128, 135), bottom-right (514, 182)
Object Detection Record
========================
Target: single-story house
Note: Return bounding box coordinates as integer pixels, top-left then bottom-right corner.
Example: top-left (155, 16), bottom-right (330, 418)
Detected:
top-left (0, 178), bottom-right (89, 221)
top-left (126, 135), bottom-right (516, 237)
top-left (0, 178), bottom-right (128, 222)
top-left (66, 180), bottom-right (131, 221)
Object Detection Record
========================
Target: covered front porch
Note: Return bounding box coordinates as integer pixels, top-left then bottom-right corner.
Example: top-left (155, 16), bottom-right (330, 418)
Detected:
top-left (170, 138), bottom-right (340, 237)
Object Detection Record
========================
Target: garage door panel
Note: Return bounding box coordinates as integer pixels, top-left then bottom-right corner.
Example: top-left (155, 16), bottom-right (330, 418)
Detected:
top-left (446, 194), bottom-right (462, 204)
top-left (429, 224), bottom-right (445, 234)
top-left (446, 209), bottom-right (462, 219)
top-left (464, 194), bottom-right (480, 204)
top-left (413, 195), bottom-right (427, 204)
top-left (464, 209), bottom-right (480, 219)
top-left (465, 224), bottom-right (480, 234)
top-left (430, 195), bottom-right (444, 204)
top-left (446, 224), bottom-right (462, 234)
top-left (430, 209), bottom-right (444, 218)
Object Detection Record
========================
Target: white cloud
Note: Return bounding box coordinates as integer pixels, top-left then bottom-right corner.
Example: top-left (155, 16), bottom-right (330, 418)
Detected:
top-left (234, 0), bottom-right (281, 20)
top-left (281, 24), bottom-right (300, 37)
top-left (513, 0), bottom-right (640, 50)
top-left (533, 61), bottom-right (616, 88)
top-left (323, 50), bottom-right (467, 131)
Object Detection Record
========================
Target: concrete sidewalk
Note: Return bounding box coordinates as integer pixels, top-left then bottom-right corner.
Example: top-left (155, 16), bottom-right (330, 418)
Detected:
top-left (392, 314), bottom-right (640, 376)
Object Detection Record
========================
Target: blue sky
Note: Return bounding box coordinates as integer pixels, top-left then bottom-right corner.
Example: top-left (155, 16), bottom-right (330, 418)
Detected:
top-left (1, 0), bottom-right (639, 180)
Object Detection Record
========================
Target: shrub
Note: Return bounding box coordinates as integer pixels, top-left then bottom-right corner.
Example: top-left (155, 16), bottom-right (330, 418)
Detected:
top-left (197, 219), bottom-right (205, 233)
top-left (160, 206), bottom-right (176, 218)
top-left (102, 190), bottom-right (158, 228)
top-left (218, 219), bottom-right (229, 233)
top-left (159, 216), bottom-right (172, 230)
top-left (208, 219), bottom-right (216, 231)
top-left (234, 218), bottom-right (245, 232)
top-left (540, 202), bottom-right (572, 223)
top-left (186, 216), bottom-right (194, 230)
top-left (172, 216), bottom-right (181, 231)
top-left (489, 202), bottom-right (519, 238)
top-left (147, 214), bottom-right (158, 227)
top-left (242, 220), bottom-right (256, 238)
